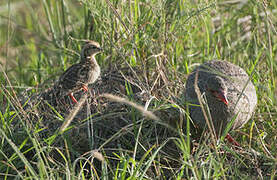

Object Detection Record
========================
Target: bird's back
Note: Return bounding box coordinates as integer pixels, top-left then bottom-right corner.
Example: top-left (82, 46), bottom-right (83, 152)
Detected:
top-left (185, 60), bottom-right (257, 133)
top-left (54, 61), bottom-right (100, 97)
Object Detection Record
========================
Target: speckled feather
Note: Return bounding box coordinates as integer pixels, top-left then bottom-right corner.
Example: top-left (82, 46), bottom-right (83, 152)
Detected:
top-left (185, 60), bottom-right (257, 134)
top-left (54, 41), bottom-right (101, 99)
top-left (55, 62), bottom-right (99, 96)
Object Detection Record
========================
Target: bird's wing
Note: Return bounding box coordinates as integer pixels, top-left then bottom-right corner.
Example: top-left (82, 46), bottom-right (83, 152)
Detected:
top-left (55, 63), bottom-right (91, 95)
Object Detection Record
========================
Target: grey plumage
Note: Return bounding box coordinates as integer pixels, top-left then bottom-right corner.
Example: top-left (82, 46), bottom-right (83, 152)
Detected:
top-left (185, 60), bottom-right (257, 135)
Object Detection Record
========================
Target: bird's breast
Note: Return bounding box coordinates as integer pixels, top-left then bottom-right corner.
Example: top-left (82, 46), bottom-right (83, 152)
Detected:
top-left (87, 63), bottom-right (100, 84)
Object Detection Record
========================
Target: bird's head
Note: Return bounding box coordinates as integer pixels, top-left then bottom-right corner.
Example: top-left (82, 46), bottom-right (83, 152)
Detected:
top-left (81, 41), bottom-right (102, 60)
top-left (205, 76), bottom-right (228, 105)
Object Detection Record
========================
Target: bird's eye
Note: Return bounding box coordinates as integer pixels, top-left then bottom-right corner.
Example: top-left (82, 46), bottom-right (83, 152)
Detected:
top-left (91, 46), bottom-right (99, 50)
top-left (206, 86), bottom-right (216, 93)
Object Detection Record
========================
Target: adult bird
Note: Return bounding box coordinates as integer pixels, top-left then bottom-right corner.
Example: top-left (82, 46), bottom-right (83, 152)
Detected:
top-left (185, 60), bottom-right (257, 146)
top-left (54, 41), bottom-right (102, 103)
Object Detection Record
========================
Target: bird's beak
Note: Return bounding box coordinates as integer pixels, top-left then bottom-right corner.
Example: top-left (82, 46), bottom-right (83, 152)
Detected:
top-left (214, 90), bottom-right (228, 105)
top-left (98, 47), bottom-right (103, 52)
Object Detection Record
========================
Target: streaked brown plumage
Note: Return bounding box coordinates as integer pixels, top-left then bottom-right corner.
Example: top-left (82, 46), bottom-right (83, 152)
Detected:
top-left (54, 41), bottom-right (102, 103)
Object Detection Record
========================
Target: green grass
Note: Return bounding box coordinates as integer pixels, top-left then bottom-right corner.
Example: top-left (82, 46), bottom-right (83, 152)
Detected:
top-left (0, 0), bottom-right (276, 179)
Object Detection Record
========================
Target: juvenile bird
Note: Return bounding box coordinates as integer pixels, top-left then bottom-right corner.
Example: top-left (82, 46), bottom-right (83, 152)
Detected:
top-left (185, 60), bottom-right (257, 146)
top-left (54, 41), bottom-right (102, 103)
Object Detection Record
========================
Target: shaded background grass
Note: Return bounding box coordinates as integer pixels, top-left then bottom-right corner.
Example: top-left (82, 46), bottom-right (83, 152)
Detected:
top-left (0, 0), bottom-right (276, 179)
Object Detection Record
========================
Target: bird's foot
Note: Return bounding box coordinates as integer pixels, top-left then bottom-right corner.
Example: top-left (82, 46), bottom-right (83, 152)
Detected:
top-left (226, 133), bottom-right (240, 147)
top-left (69, 93), bottom-right (78, 103)
top-left (81, 85), bottom-right (88, 92)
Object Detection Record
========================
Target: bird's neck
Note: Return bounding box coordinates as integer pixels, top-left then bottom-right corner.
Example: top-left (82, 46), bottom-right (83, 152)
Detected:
top-left (81, 54), bottom-right (97, 64)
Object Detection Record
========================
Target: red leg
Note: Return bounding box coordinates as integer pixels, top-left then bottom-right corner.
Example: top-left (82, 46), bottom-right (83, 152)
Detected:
top-left (226, 133), bottom-right (240, 147)
top-left (69, 92), bottom-right (78, 103)
top-left (82, 85), bottom-right (88, 92)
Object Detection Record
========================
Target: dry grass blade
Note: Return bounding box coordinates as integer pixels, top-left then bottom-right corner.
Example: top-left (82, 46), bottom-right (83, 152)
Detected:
top-left (59, 94), bottom-right (88, 133)
top-left (100, 93), bottom-right (159, 121)
top-left (194, 70), bottom-right (217, 146)
top-left (104, 0), bottom-right (130, 34)
top-left (0, 65), bottom-right (29, 123)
